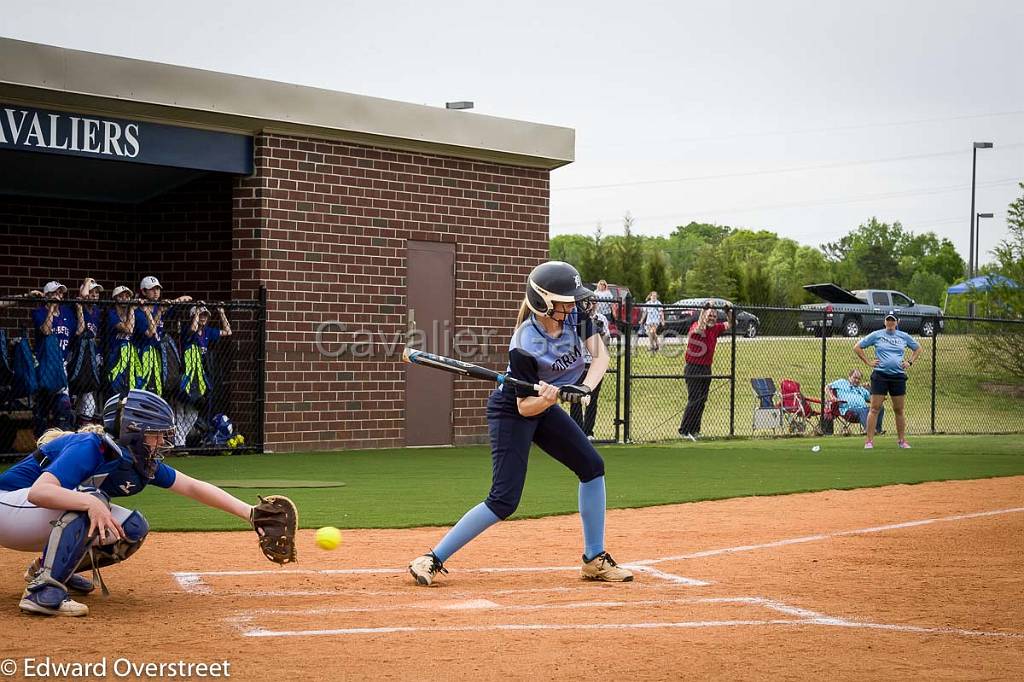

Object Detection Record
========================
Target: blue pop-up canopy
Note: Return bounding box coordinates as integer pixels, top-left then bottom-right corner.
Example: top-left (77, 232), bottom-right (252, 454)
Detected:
top-left (946, 274), bottom-right (1019, 295)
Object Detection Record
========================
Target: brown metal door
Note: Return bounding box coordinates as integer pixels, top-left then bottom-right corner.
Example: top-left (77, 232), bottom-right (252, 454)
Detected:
top-left (405, 240), bottom-right (455, 446)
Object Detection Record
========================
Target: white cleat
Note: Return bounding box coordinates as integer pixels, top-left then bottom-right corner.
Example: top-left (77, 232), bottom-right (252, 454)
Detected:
top-left (408, 553), bottom-right (447, 586)
top-left (581, 552), bottom-right (634, 582)
top-left (19, 587), bottom-right (88, 617)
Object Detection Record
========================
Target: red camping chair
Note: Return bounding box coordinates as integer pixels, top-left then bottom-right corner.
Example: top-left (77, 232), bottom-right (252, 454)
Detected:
top-left (779, 378), bottom-right (822, 434)
top-left (822, 386), bottom-right (859, 435)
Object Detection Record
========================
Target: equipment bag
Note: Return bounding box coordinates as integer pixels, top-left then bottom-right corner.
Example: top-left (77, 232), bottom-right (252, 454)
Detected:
top-left (36, 334), bottom-right (68, 393)
top-left (12, 335), bottom-right (38, 399)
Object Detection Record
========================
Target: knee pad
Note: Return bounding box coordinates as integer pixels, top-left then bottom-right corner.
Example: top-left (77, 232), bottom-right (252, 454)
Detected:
top-left (78, 510), bottom-right (149, 571)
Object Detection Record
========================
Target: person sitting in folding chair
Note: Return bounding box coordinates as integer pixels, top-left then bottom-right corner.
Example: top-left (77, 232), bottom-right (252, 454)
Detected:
top-left (778, 378), bottom-right (822, 434)
top-left (827, 369), bottom-right (884, 435)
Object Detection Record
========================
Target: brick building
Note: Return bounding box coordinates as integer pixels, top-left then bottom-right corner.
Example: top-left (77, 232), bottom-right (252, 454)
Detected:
top-left (0, 38), bottom-right (574, 452)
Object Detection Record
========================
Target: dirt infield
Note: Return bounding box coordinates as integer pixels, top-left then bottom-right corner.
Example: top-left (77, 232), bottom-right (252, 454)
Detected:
top-left (3, 477), bottom-right (1023, 681)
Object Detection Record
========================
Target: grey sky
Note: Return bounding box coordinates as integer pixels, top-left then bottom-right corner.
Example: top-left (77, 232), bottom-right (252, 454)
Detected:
top-left (3, 0), bottom-right (1022, 266)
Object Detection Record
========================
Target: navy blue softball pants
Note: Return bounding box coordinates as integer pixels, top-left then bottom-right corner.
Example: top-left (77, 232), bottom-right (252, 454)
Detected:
top-left (484, 392), bottom-right (605, 520)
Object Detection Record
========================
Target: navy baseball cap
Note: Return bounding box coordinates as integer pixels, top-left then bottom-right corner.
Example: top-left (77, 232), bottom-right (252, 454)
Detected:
top-left (884, 311), bottom-right (898, 321)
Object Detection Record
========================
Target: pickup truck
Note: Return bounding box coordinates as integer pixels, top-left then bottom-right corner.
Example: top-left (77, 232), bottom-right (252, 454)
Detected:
top-left (799, 283), bottom-right (943, 337)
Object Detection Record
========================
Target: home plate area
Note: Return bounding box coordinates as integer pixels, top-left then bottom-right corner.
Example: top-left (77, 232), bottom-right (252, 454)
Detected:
top-left (170, 559), bottom-right (1021, 641)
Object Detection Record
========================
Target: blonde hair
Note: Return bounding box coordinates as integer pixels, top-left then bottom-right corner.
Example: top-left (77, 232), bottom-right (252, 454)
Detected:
top-left (36, 424), bottom-right (106, 448)
top-left (514, 298), bottom-right (532, 327)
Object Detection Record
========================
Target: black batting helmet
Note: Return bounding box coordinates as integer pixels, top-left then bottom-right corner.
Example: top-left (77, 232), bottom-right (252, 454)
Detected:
top-left (525, 261), bottom-right (595, 317)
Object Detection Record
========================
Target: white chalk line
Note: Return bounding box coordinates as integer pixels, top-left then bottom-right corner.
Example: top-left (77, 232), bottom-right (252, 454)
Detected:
top-left (231, 597), bottom-right (742, 618)
top-left (626, 565), bottom-right (710, 585)
top-left (631, 506), bottom-right (1024, 566)
top-left (172, 577), bottom-right (700, 593)
top-left (173, 506), bottom-right (1024, 641)
top-left (171, 565), bottom-right (709, 595)
top-left (172, 506), bottom-right (1023, 594)
top-left (241, 619), bottom-right (801, 637)
top-left (230, 595), bottom-right (1024, 640)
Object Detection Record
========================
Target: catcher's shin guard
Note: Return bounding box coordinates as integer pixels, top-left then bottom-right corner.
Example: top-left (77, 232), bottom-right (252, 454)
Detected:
top-left (77, 510), bottom-right (149, 572)
top-left (23, 503), bottom-right (98, 614)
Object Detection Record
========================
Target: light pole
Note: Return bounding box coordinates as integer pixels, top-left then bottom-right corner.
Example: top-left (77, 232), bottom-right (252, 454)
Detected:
top-left (975, 212), bottom-right (994, 274)
top-left (969, 142), bottom-right (993, 318)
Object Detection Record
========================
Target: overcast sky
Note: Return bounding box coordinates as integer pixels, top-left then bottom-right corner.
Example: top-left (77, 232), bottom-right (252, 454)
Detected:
top-left (3, 0), bottom-right (1022, 266)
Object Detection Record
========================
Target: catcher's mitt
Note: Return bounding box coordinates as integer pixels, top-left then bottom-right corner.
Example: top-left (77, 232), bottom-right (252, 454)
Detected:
top-left (250, 495), bottom-right (298, 564)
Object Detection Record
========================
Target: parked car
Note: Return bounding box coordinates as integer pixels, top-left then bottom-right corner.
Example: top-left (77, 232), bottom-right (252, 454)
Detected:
top-left (662, 297), bottom-right (761, 338)
top-left (799, 283), bottom-right (943, 337)
top-left (585, 282), bottom-right (640, 338)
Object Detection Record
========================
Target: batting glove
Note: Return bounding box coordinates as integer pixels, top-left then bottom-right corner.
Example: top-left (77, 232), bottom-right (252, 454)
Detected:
top-left (559, 384), bottom-right (592, 404)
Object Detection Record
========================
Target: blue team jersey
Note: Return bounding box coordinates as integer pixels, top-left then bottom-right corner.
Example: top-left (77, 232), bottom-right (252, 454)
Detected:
top-left (81, 306), bottom-right (101, 339)
top-left (184, 326), bottom-right (221, 356)
top-left (133, 305), bottom-right (161, 350)
top-left (133, 304), bottom-right (174, 350)
top-left (32, 304), bottom-right (75, 360)
top-left (108, 307), bottom-right (133, 342)
top-left (497, 307), bottom-right (596, 408)
top-left (0, 432), bottom-right (177, 495)
top-left (858, 329), bottom-right (920, 376)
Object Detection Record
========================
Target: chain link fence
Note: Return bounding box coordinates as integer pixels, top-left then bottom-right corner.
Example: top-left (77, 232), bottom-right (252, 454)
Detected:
top-left (0, 292), bottom-right (265, 459)
top-left (608, 299), bottom-right (1024, 442)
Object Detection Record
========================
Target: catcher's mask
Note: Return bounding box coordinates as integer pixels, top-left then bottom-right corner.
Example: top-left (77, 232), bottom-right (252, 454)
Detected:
top-left (119, 431), bottom-right (171, 480)
top-left (104, 389), bottom-right (175, 480)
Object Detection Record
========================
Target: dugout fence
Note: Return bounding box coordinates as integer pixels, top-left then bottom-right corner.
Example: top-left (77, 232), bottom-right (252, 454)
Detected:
top-left (0, 288), bottom-right (265, 460)
top-left (588, 298), bottom-right (1024, 443)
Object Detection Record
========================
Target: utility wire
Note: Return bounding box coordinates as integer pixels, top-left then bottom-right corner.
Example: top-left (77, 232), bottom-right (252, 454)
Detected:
top-left (550, 177), bottom-right (1021, 232)
top-left (555, 143), bottom-right (1024, 192)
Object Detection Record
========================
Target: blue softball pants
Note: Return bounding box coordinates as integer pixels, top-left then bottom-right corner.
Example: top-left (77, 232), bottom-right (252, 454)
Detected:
top-left (484, 391), bottom-right (605, 520)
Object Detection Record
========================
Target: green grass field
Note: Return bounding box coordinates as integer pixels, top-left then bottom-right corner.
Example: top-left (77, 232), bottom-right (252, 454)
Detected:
top-left (13, 435), bottom-right (1018, 531)
top-left (594, 335), bottom-right (1024, 442)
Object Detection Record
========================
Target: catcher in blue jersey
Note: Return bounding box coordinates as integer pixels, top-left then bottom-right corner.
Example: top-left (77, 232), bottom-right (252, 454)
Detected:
top-left (0, 389), bottom-right (297, 617)
top-left (409, 261), bottom-right (633, 585)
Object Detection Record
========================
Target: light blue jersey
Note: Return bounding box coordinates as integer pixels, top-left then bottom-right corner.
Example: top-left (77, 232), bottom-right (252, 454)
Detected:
top-left (505, 308), bottom-right (594, 391)
top-left (858, 329), bottom-right (919, 376)
top-left (828, 379), bottom-right (869, 410)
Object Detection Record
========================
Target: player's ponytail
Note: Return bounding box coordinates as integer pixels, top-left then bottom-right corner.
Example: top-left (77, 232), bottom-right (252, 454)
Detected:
top-left (514, 298), bottom-right (531, 327)
top-left (35, 423), bottom-right (106, 448)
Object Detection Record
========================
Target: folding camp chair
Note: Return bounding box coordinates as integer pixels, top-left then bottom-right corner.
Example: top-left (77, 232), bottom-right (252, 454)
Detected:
top-left (822, 386), bottom-right (859, 435)
top-left (750, 378), bottom-right (783, 435)
top-left (778, 378), bottom-right (822, 435)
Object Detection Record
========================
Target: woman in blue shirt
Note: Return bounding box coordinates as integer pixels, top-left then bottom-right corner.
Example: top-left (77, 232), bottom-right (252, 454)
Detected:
top-left (106, 285), bottom-right (139, 397)
top-left (408, 262), bottom-right (632, 586)
top-left (175, 304), bottom-right (233, 446)
top-left (29, 281), bottom-right (75, 435)
top-left (73, 278), bottom-right (105, 425)
top-left (854, 313), bottom-right (922, 450)
top-left (133, 276), bottom-right (191, 396)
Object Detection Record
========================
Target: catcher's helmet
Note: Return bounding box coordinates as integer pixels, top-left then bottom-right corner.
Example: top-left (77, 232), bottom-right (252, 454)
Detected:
top-left (525, 261), bottom-right (595, 317)
top-left (102, 389), bottom-right (175, 479)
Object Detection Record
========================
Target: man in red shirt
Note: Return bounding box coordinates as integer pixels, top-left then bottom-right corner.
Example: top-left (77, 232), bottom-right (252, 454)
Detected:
top-left (679, 303), bottom-right (731, 440)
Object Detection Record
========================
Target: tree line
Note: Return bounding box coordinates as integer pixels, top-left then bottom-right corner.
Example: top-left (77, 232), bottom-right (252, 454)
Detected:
top-left (552, 213), bottom-right (969, 308)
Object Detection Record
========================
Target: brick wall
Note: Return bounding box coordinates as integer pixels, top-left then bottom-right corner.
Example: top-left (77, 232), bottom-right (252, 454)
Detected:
top-left (138, 175), bottom-right (234, 302)
top-left (0, 196), bottom-right (136, 297)
top-left (0, 137), bottom-right (552, 452)
top-left (0, 175), bottom-right (232, 302)
top-left (232, 133), bottom-right (550, 451)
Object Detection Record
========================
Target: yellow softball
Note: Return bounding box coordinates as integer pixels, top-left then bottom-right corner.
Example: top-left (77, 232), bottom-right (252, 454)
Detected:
top-left (315, 526), bottom-right (342, 551)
